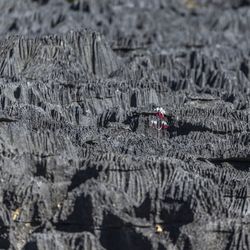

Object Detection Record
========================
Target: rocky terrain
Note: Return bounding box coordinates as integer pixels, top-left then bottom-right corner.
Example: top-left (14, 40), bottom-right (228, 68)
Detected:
top-left (0, 0), bottom-right (249, 249)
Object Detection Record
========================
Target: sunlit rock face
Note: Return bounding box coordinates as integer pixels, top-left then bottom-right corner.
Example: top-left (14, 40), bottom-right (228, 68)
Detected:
top-left (0, 1), bottom-right (249, 249)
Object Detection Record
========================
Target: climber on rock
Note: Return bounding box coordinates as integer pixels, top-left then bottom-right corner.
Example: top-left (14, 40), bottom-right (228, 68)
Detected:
top-left (150, 107), bottom-right (169, 130)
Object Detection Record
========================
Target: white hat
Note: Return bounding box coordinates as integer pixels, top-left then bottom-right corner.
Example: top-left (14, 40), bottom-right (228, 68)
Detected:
top-left (154, 107), bottom-right (166, 114)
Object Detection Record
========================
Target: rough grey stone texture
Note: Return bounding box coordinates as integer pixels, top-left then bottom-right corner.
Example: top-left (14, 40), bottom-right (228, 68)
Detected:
top-left (0, 0), bottom-right (249, 249)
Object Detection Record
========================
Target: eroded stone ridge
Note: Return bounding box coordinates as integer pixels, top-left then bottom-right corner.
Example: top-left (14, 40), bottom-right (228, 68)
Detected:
top-left (0, 1), bottom-right (249, 249)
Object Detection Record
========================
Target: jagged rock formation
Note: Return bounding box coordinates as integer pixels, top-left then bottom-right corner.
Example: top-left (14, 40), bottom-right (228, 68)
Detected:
top-left (0, 0), bottom-right (249, 250)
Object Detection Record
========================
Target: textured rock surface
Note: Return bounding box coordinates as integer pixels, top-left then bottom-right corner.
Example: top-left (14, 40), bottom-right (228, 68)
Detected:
top-left (0, 0), bottom-right (249, 249)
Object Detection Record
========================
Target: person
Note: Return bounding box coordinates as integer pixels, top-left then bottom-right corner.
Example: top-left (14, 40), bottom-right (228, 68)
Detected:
top-left (150, 107), bottom-right (169, 130)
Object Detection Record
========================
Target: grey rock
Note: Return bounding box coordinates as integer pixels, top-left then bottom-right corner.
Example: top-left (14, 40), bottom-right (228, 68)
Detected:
top-left (0, 1), bottom-right (249, 250)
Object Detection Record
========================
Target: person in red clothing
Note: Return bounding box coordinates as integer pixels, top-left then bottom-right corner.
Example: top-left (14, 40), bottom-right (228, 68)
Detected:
top-left (150, 107), bottom-right (169, 130)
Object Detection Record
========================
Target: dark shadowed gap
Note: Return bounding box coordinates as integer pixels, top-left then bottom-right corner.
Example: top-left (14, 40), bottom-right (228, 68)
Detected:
top-left (54, 195), bottom-right (94, 233)
top-left (68, 166), bottom-right (100, 191)
top-left (100, 213), bottom-right (152, 250)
